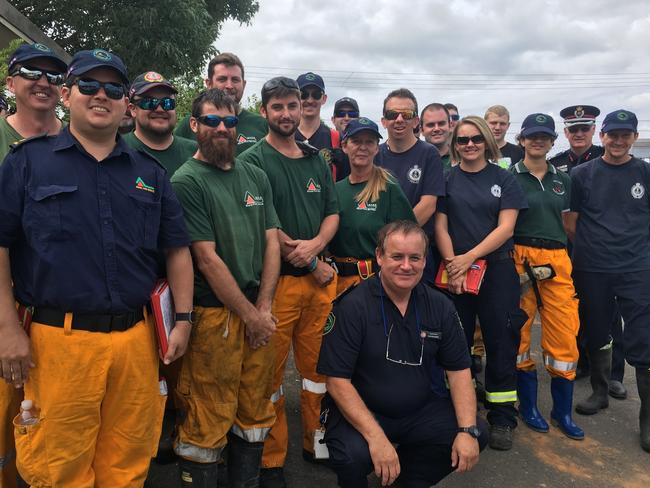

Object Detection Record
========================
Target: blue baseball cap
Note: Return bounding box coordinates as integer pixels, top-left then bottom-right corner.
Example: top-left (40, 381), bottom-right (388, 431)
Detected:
top-left (601, 109), bottom-right (638, 133)
top-left (520, 113), bottom-right (557, 138)
top-left (296, 72), bottom-right (325, 91)
top-left (66, 49), bottom-right (129, 84)
top-left (8, 43), bottom-right (67, 73)
top-left (342, 117), bottom-right (383, 141)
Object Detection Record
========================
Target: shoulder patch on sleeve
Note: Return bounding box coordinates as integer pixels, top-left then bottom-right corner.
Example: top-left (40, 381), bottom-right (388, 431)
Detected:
top-left (323, 311), bottom-right (336, 335)
top-left (9, 133), bottom-right (49, 152)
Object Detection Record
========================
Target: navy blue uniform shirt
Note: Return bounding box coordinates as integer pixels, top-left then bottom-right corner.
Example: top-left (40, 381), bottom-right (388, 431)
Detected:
top-left (0, 127), bottom-right (189, 313)
top-left (570, 156), bottom-right (650, 272)
top-left (375, 140), bottom-right (445, 235)
top-left (317, 275), bottom-right (470, 419)
top-left (438, 162), bottom-right (527, 257)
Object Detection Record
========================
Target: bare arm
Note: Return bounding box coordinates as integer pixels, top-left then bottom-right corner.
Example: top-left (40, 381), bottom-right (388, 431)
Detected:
top-left (256, 228), bottom-right (281, 313)
top-left (327, 377), bottom-right (400, 486)
top-left (434, 211), bottom-right (455, 261)
top-left (162, 247), bottom-right (194, 364)
top-left (563, 211), bottom-right (578, 243)
top-left (413, 195), bottom-right (437, 227)
top-left (286, 214), bottom-right (340, 267)
top-left (447, 368), bottom-right (480, 472)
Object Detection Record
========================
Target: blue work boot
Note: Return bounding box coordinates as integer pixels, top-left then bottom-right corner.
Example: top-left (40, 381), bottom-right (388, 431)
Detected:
top-left (550, 377), bottom-right (585, 440)
top-left (517, 370), bottom-right (549, 433)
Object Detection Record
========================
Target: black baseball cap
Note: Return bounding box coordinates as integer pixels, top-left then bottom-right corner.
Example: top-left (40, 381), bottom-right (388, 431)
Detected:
top-left (342, 117), bottom-right (383, 141)
top-left (601, 109), bottom-right (638, 133)
top-left (66, 49), bottom-right (129, 84)
top-left (129, 71), bottom-right (177, 98)
top-left (296, 72), bottom-right (325, 91)
top-left (334, 97), bottom-right (359, 114)
top-left (559, 105), bottom-right (600, 127)
top-left (520, 113), bottom-right (557, 138)
top-left (8, 43), bottom-right (67, 73)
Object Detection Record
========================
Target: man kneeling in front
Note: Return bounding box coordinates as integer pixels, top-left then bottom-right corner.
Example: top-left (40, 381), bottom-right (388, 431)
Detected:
top-left (317, 220), bottom-right (488, 487)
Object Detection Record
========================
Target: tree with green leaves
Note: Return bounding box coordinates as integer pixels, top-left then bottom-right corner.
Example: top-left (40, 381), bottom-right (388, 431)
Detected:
top-left (12, 0), bottom-right (259, 79)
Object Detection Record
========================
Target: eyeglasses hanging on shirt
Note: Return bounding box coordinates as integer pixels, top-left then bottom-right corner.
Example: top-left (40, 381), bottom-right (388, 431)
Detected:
top-left (380, 280), bottom-right (424, 367)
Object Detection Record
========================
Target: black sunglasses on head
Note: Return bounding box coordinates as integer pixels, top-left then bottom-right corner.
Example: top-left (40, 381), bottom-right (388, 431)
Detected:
top-left (11, 66), bottom-right (64, 85)
top-left (74, 78), bottom-right (126, 100)
top-left (262, 77), bottom-right (300, 93)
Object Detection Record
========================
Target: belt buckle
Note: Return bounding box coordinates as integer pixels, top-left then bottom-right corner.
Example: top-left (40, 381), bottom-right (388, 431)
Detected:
top-left (357, 260), bottom-right (371, 280)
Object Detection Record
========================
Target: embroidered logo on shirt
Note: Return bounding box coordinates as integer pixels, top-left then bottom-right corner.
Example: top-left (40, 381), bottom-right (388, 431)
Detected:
top-left (237, 134), bottom-right (257, 145)
top-left (244, 191), bottom-right (264, 207)
top-left (306, 178), bottom-right (321, 193)
top-left (356, 201), bottom-right (377, 211)
top-left (323, 312), bottom-right (335, 335)
top-left (552, 180), bottom-right (566, 195)
top-left (631, 182), bottom-right (645, 199)
top-left (407, 165), bottom-right (421, 184)
top-left (135, 177), bottom-right (155, 193)
top-left (491, 184), bottom-right (502, 198)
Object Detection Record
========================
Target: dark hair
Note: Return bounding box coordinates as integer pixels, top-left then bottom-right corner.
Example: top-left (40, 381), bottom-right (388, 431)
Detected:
top-left (207, 52), bottom-right (245, 81)
top-left (444, 103), bottom-right (458, 113)
top-left (260, 76), bottom-right (300, 107)
top-left (376, 220), bottom-right (429, 256)
top-left (383, 88), bottom-right (418, 115)
top-left (420, 103), bottom-right (450, 121)
top-left (191, 88), bottom-right (239, 118)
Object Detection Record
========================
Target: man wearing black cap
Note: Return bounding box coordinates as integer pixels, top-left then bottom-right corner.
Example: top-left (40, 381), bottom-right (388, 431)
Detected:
top-left (549, 105), bottom-right (604, 173)
top-left (331, 97), bottom-right (359, 133)
top-left (0, 42), bottom-right (67, 488)
top-left (565, 109), bottom-right (650, 453)
top-left (0, 48), bottom-right (194, 485)
top-left (124, 71), bottom-right (197, 176)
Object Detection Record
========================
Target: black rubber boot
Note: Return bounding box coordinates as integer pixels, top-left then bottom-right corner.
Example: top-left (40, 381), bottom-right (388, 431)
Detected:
top-left (227, 434), bottom-right (264, 488)
top-left (575, 347), bottom-right (611, 415)
top-left (259, 467), bottom-right (287, 488)
top-left (636, 368), bottom-right (650, 453)
top-left (179, 458), bottom-right (219, 488)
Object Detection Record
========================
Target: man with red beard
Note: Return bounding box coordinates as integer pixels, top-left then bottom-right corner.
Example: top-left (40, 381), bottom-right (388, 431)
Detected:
top-left (238, 77), bottom-right (339, 488)
top-left (171, 88), bottom-right (281, 487)
top-left (124, 72), bottom-right (196, 176)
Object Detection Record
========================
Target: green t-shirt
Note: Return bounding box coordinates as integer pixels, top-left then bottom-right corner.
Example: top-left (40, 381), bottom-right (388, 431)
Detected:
top-left (122, 132), bottom-right (197, 176)
top-left (0, 117), bottom-right (24, 163)
top-left (330, 177), bottom-right (416, 259)
top-left (511, 161), bottom-right (571, 245)
top-left (440, 153), bottom-right (451, 173)
top-left (238, 139), bottom-right (339, 240)
top-left (174, 109), bottom-right (268, 155)
top-left (171, 158), bottom-right (280, 298)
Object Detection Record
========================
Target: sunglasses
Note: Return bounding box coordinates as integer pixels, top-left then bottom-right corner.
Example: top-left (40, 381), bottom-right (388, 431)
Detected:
top-left (450, 114), bottom-right (461, 121)
top-left (334, 110), bottom-right (359, 118)
top-left (301, 89), bottom-right (323, 100)
top-left (74, 79), bottom-right (126, 100)
top-left (262, 77), bottom-right (300, 93)
top-left (196, 114), bottom-right (239, 128)
top-left (384, 109), bottom-right (417, 121)
top-left (135, 97), bottom-right (176, 111)
top-left (11, 66), bottom-right (64, 85)
top-left (456, 135), bottom-right (485, 145)
top-left (567, 125), bottom-right (593, 134)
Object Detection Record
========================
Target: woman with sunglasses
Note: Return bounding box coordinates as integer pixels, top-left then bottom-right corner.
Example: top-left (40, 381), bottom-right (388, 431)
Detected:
top-left (329, 118), bottom-right (415, 295)
top-left (435, 116), bottom-right (528, 451)
top-left (509, 114), bottom-right (584, 441)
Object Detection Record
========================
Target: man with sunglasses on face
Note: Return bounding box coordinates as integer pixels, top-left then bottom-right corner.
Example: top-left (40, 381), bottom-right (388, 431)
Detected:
top-left (0, 42), bottom-right (67, 488)
top-left (124, 71), bottom-right (197, 176)
top-left (0, 49), bottom-right (194, 487)
top-left (171, 88), bottom-right (280, 488)
top-left (175, 53), bottom-right (267, 155)
top-left (550, 105), bottom-right (604, 174)
top-left (239, 76), bottom-right (339, 488)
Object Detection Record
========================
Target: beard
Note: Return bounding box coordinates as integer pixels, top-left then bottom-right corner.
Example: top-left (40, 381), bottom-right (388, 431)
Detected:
top-left (268, 117), bottom-right (298, 138)
top-left (197, 129), bottom-right (237, 169)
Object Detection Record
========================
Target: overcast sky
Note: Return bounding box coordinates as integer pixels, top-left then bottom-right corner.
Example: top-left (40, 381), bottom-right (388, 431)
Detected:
top-left (215, 0), bottom-right (650, 151)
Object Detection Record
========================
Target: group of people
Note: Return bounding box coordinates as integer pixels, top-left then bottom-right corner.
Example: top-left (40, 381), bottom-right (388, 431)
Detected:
top-left (0, 42), bottom-right (648, 488)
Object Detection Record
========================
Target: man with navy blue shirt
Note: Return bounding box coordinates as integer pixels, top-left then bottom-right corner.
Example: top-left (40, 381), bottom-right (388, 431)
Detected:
top-left (0, 49), bottom-right (193, 486)
top-left (318, 221), bottom-right (486, 488)
top-left (566, 109), bottom-right (650, 453)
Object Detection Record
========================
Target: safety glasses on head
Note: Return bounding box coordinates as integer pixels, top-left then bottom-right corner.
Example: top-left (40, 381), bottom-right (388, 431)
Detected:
top-left (74, 78), bottom-right (126, 100)
top-left (196, 114), bottom-right (239, 128)
top-left (384, 109), bottom-right (417, 121)
top-left (134, 97), bottom-right (176, 111)
top-left (262, 77), bottom-right (300, 93)
top-left (300, 88), bottom-right (324, 101)
top-left (456, 135), bottom-right (485, 145)
top-left (11, 66), bottom-right (64, 85)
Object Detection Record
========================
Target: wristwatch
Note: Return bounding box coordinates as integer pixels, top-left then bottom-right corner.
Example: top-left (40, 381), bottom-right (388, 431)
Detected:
top-left (174, 311), bottom-right (195, 325)
top-left (457, 425), bottom-right (481, 439)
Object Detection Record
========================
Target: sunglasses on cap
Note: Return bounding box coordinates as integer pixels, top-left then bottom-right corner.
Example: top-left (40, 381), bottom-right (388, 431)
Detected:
top-left (384, 109), bottom-right (417, 121)
top-left (334, 110), bottom-right (359, 118)
top-left (567, 125), bottom-right (593, 134)
top-left (74, 78), bottom-right (126, 100)
top-left (196, 114), bottom-right (239, 128)
top-left (262, 77), bottom-right (300, 93)
top-left (135, 97), bottom-right (176, 111)
top-left (450, 114), bottom-right (461, 121)
top-left (456, 135), bottom-right (485, 145)
top-left (10, 66), bottom-right (64, 85)
top-left (300, 88), bottom-right (324, 101)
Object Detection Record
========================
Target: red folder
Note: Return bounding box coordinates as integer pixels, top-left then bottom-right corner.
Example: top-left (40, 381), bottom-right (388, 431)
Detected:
top-left (435, 259), bottom-right (488, 295)
top-left (150, 279), bottom-right (175, 356)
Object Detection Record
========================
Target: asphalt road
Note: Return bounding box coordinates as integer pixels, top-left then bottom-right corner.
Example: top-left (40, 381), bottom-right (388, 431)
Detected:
top-left (146, 326), bottom-right (649, 488)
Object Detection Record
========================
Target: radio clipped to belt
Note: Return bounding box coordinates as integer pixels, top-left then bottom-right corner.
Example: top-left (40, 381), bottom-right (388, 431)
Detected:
top-left (520, 260), bottom-right (556, 307)
top-left (332, 257), bottom-right (377, 280)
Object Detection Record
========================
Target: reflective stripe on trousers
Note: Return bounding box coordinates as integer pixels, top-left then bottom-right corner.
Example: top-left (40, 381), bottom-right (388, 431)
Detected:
top-left (270, 385), bottom-right (284, 403)
top-left (543, 354), bottom-right (577, 372)
top-left (485, 390), bottom-right (518, 403)
top-left (174, 441), bottom-right (223, 463)
top-left (517, 350), bottom-right (530, 365)
top-left (302, 378), bottom-right (327, 394)
top-left (230, 424), bottom-right (271, 443)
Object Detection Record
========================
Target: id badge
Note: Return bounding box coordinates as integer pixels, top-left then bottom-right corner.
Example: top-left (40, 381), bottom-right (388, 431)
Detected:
top-left (313, 429), bottom-right (330, 459)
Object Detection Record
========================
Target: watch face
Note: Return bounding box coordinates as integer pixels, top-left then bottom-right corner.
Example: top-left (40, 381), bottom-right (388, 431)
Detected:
top-left (469, 426), bottom-right (481, 438)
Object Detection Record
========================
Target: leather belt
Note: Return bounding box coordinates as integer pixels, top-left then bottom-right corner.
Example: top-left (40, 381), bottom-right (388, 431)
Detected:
top-left (332, 257), bottom-right (378, 278)
top-left (514, 237), bottom-right (565, 250)
top-left (32, 307), bottom-right (145, 333)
